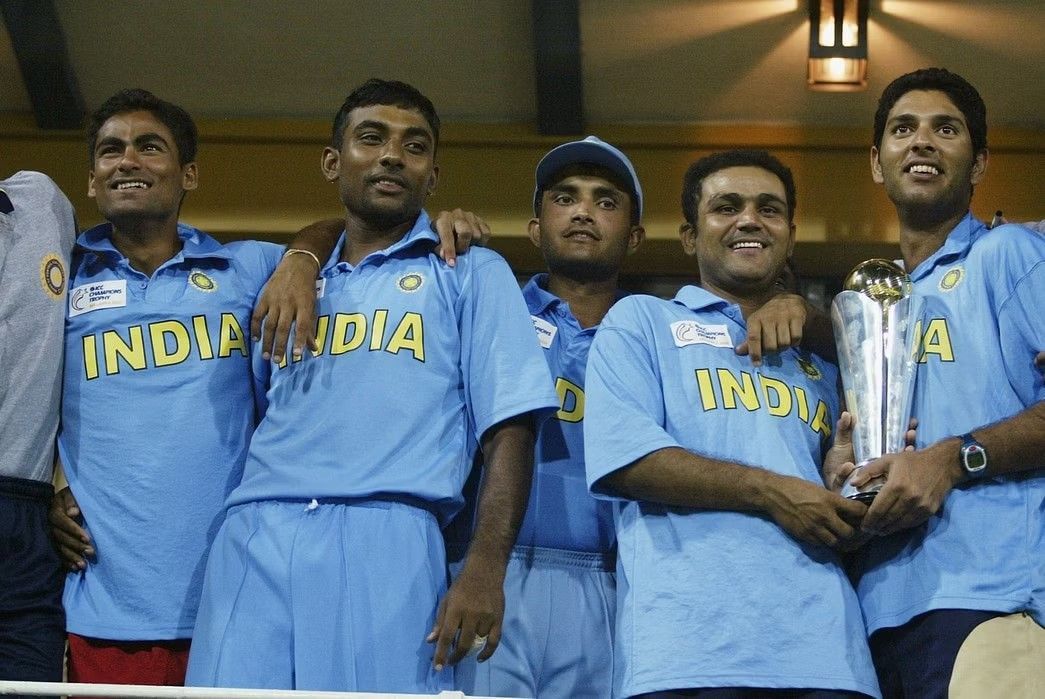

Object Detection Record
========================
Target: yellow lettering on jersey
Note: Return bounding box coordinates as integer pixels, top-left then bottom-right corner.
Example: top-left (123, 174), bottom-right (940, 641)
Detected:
top-left (794, 386), bottom-right (809, 423)
top-left (103, 326), bottom-right (146, 375)
top-left (218, 313), bottom-right (248, 358)
top-left (918, 318), bottom-right (954, 363)
top-left (150, 320), bottom-right (191, 367)
top-left (82, 334), bottom-right (99, 380)
top-left (370, 309), bottom-right (388, 351)
top-left (386, 312), bottom-right (425, 362)
top-left (810, 399), bottom-right (832, 439)
top-left (718, 369), bottom-right (759, 411)
top-left (694, 368), bottom-right (717, 411)
top-left (192, 315), bottom-right (214, 360)
top-left (331, 313), bottom-right (367, 355)
top-left (759, 374), bottom-right (792, 417)
top-left (555, 378), bottom-right (585, 423)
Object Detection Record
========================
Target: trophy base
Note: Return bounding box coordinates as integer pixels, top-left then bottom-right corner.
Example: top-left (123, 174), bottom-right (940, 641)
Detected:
top-left (840, 463), bottom-right (885, 503)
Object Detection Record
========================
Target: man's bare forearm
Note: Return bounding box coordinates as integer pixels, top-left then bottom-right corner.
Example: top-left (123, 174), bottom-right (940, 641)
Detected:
top-left (603, 447), bottom-right (775, 513)
top-left (962, 401), bottom-right (1045, 479)
top-left (603, 446), bottom-right (867, 550)
top-left (288, 218), bottom-right (343, 259)
top-left (463, 414), bottom-right (536, 572)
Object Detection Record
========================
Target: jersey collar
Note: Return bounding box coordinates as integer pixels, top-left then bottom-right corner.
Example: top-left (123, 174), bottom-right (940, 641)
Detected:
top-left (672, 284), bottom-right (732, 313)
top-left (522, 273), bottom-right (561, 315)
top-left (76, 222), bottom-right (233, 263)
top-left (322, 210), bottom-right (437, 274)
top-left (907, 212), bottom-right (985, 281)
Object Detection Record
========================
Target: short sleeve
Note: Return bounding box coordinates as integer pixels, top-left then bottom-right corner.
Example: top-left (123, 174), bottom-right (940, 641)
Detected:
top-left (459, 250), bottom-right (557, 439)
top-left (584, 301), bottom-right (682, 499)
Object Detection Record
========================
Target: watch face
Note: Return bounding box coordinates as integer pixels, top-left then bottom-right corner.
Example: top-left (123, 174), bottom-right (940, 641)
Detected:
top-left (963, 444), bottom-right (987, 472)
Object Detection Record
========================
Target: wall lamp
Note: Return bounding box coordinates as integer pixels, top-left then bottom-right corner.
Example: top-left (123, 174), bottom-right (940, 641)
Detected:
top-left (808, 0), bottom-right (868, 91)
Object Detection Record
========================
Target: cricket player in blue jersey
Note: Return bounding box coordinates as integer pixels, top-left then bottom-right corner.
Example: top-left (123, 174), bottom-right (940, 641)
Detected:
top-left (450, 136), bottom-right (645, 698)
top-left (847, 68), bottom-right (1045, 698)
top-left (185, 79), bottom-right (557, 694)
top-left (585, 149), bottom-right (879, 698)
top-left (48, 89), bottom-right (282, 688)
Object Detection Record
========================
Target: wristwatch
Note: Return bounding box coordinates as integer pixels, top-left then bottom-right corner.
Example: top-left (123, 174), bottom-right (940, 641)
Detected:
top-left (958, 433), bottom-right (988, 479)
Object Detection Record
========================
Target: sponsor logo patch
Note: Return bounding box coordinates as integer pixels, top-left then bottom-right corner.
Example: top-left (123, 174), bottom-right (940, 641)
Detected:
top-left (531, 316), bottom-right (558, 348)
top-left (69, 280), bottom-right (127, 317)
top-left (397, 272), bottom-right (424, 293)
top-left (939, 266), bottom-right (964, 292)
top-left (40, 253), bottom-right (66, 299)
top-left (188, 269), bottom-right (217, 292)
top-left (671, 320), bottom-right (732, 349)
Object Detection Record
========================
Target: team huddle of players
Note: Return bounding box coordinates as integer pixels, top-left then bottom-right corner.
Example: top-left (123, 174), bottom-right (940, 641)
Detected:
top-left (1, 67), bottom-right (1042, 699)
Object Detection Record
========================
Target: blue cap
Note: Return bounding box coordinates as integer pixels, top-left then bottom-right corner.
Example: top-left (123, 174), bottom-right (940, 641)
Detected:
top-left (533, 136), bottom-right (643, 222)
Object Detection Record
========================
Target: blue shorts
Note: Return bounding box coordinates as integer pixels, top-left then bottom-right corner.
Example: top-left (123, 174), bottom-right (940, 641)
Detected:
top-left (869, 608), bottom-right (1002, 699)
top-left (454, 545), bottom-right (615, 699)
top-left (0, 477), bottom-right (65, 684)
top-left (185, 498), bottom-right (451, 693)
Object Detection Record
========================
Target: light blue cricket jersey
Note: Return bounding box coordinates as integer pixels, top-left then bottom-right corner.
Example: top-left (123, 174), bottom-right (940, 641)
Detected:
top-left (584, 286), bottom-right (880, 698)
top-left (228, 212), bottom-right (557, 524)
top-left (854, 214), bottom-right (1045, 634)
top-left (59, 223), bottom-right (281, 640)
top-left (514, 274), bottom-right (617, 552)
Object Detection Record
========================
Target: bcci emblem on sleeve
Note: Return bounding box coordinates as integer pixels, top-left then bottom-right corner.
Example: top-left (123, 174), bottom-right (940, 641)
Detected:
top-left (188, 269), bottom-right (218, 293)
top-left (397, 272), bottom-right (424, 293)
top-left (39, 253), bottom-right (67, 299)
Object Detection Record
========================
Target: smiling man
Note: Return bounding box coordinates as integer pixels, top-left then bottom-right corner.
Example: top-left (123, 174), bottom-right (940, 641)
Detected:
top-left (584, 150), bottom-right (879, 698)
top-left (53, 89), bottom-right (282, 689)
top-left (848, 67), bottom-right (1045, 699)
top-left (185, 79), bottom-right (557, 694)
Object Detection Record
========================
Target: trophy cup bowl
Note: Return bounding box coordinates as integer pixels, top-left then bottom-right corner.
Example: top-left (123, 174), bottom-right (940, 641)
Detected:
top-left (831, 259), bottom-right (923, 503)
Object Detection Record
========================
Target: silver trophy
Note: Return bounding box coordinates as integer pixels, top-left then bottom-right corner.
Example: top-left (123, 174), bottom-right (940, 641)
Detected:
top-left (830, 259), bottom-right (924, 503)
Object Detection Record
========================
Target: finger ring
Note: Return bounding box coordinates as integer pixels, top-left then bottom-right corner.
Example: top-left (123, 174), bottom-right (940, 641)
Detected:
top-left (467, 634), bottom-right (488, 655)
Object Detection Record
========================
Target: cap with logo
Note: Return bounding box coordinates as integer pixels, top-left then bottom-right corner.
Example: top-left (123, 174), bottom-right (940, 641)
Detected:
top-left (533, 136), bottom-right (643, 222)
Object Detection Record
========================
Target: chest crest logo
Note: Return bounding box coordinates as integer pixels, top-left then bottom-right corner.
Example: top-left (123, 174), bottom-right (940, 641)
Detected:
top-left (40, 253), bottom-right (66, 299)
top-left (938, 266), bottom-right (964, 292)
top-left (796, 354), bottom-right (822, 380)
top-left (188, 269), bottom-right (217, 293)
top-left (397, 272), bottom-right (424, 293)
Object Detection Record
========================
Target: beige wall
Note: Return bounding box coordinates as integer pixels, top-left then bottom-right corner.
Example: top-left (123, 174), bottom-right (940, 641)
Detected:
top-left (4, 115), bottom-right (1041, 276)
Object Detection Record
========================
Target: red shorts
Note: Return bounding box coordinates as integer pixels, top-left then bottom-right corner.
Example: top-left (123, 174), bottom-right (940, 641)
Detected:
top-left (67, 633), bottom-right (190, 694)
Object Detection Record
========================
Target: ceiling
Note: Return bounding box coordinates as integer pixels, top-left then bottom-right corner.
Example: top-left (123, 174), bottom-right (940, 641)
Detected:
top-left (2, 0), bottom-right (1043, 130)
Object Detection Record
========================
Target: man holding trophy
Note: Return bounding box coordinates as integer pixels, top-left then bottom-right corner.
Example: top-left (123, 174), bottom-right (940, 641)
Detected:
top-left (847, 68), bottom-right (1045, 698)
top-left (583, 149), bottom-right (880, 698)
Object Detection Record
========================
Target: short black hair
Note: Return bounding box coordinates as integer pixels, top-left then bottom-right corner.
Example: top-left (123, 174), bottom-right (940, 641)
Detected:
top-left (681, 149), bottom-right (796, 226)
top-left (873, 68), bottom-right (987, 153)
top-left (331, 79), bottom-right (440, 151)
top-left (86, 88), bottom-right (197, 166)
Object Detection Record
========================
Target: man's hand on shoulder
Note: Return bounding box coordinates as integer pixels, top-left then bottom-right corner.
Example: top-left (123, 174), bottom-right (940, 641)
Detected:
top-left (736, 293), bottom-right (807, 366)
top-left (49, 487), bottom-right (93, 571)
top-left (432, 209), bottom-right (491, 267)
top-left (251, 251), bottom-right (321, 364)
